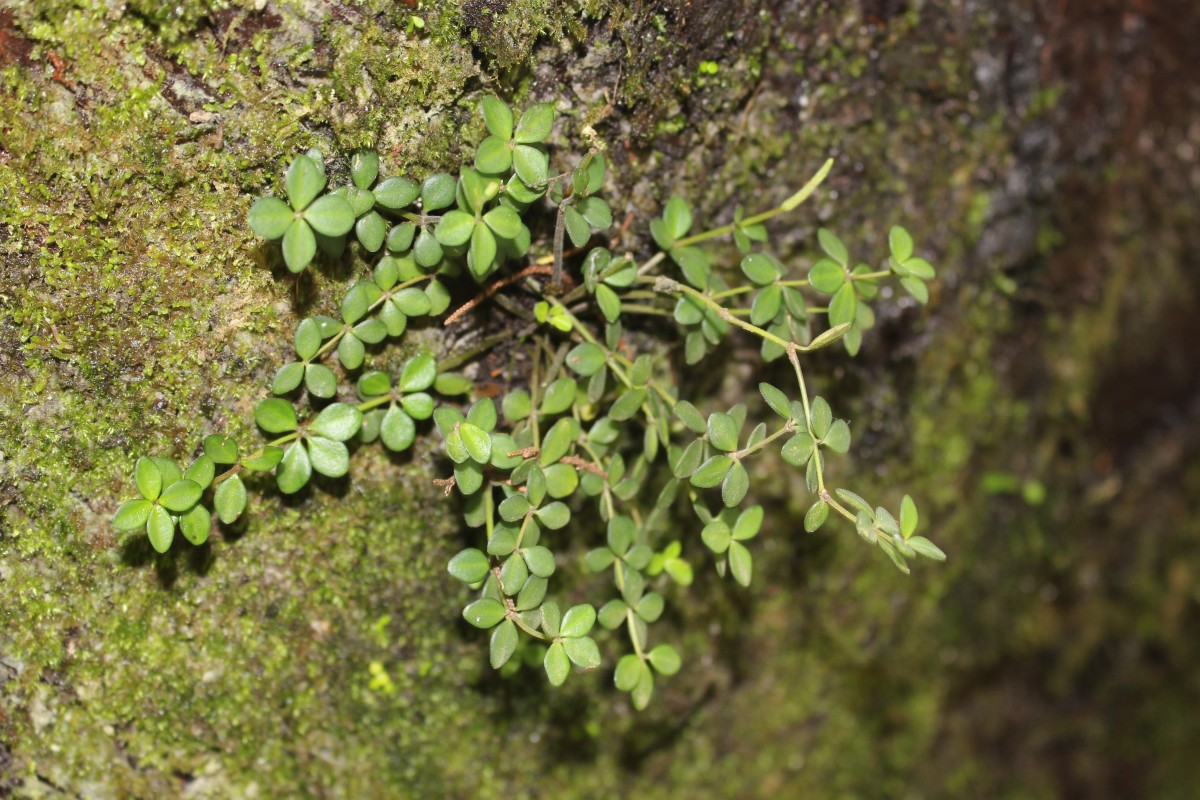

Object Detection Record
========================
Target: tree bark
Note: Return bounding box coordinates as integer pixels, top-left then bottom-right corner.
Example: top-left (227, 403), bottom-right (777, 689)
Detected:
top-left (1, 0), bottom-right (1197, 797)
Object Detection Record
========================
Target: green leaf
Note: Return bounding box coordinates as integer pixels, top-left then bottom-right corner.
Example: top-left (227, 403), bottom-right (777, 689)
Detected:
top-left (751, 284), bottom-right (783, 326)
top-left (562, 205), bottom-right (591, 248)
top-left (535, 501), bottom-right (570, 530)
top-left (538, 601), bottom-right (562, 638)
top-left (740, 253), bottom-right (779, 285)
top-left (448, 548), bottom-right (491, 583)
top-left (276, 443), bottom-right (312, 494)
top-left (728, 540), bottom-right (753, 587)
top-left (134, 457), bottom-right (162, 501)
top-left (607, 516), bottom-right (634, 555)
top-left (903, 257), bottom-right (936, 279)
top-left (501, 390), bottom-right (531, 422)
top-left (630, 662), bottom-right (654, 710)
top-left (721, 461), bottom-right (749, 507)
top-left (540, 378), bottom-right (577, 415)
top-left (542, 463), bottom-right (579, 498)
top-left (240, 446), bottom-right (283, 472)
top-left (907, 536), bottom-right (946, 561)
top-left (690, 455), bottom-right (732, 488)
top-left (817, 228), bottom-right (848, 265)
top-left (203, 435), bottom-right (238, 464)
top-left (391, 287), bottom-right (431, 317)
top-left (889, 225), bottom-right (914, 262)
top-left (113, 499), bottom-right (153, 531)
top-left (158, 479), bottom-right (202, 513)
top-left (469, 222), bottom-right (497, 276)
top-left (823, 419), bottom-right (851, 453)
top-left (563, 636), bottom-right (601, 670)
top-left (635, 592), bottom-right (663, 623)
top-left (663, 197), bottom-right (693, 240)
top-left (309, 403), bottom-right (362, 441)
top-left (483, 205), bottom-right (522, 239)
top-left (307, 436), bottom-right (349, 477)
top-left (349, 149), bottom-right (379, 189)
top-left (499, 495), bottom-right (531, 522)
top-left (421, 173), bottom-right (456, 211)
top-left (304, 194), bottom-right (355, 237)
top-left (804, 500), bottom-right (829, 532)
top-left (463, 598), bottom-right (506, 629)
top-left (399, 352), bottom-right (437, 392)
top-left (512, 144), bottom-right (548, 185)
top-left (467, 398), bottom-right (497, 431)
top-left (400, 392), bottom-right (434, 420)
top-left (179, 504), bottom-right (210, 545)
top-left (474, 135), bottom-right (512, 174)
top-left (490, 619), bottom-right (518, 669)
top-left (706, 412), bottom-right (738, 452)
top-left (900, 495), bottom-right (918, 539)
top-left (674, 401), bottom-right (708, 434)
top-left (213, 475), bottom-right (246, 524)
top-left (459, 423), bottom-right (492, 463)
top-left (373, 177), bottom-right (420, 210)
top-left (901, 276), bottom-right (929, 304)
top-left (147, 505), bottom-right (175, 553)
top-left (595, 284), bottom-right (621, 322)
top-left (828, 283), bottom-right (857, 328)
top-left (433, 372), bottom-right (470, 395)
top-left (412, 229), bottom-right (443, 267)
top-left (293, 318), bottom-right (322, 361)
top-left (702, 520), bottom-right (732, 553)
top-left (255, 398), bottom-right (297, 433)
top-left (544, 641), bottom-right (570, 686)
top-left (499, 553), bottom-right (527, 595)
top-left (150, 458), bottom-right (182, 487)
top-left (272, 361), bottom-right (304, 394)
top-left (614, 654), bottom-right (642, 692)
top-left (481, 95), bottom-right (513, 139)
top-left (281, 219), bottom-right (316, 273)
top-left (758, 383), bottom-right (791, 420)
top-left (809, 397), bottom-right (832, 439)
top-left (585, 547), bottom-right (616, 572)
top-left (578, 196), bottom-right (612, 230)
top-left (522, 546), bottom-right (556, 578)
top-left (285, 154), bottom-right (325, 211)
top-left (380, 406), bottom-right (416, 451)
top-left (435, 210), bottom-right (474, 246)
top-left (514, 103), bottom-right (554, 144)
top-left (733, 505), bottom-right (763, 540)
top-left (647, 643), bottom-right (681, 676)
top-left (560, 604), bottom-right (596, 638)
top-left (184, 455), bottom-right (215, 489)
top-left (609, 388), bottom-right (645, 422)
top-left (355, 210), bottom-right (388, 252)
top-left (672, 439), bottom-right (704, 479)
top-left (248, 197), bottom-right (293, 240)
top-left (808, 258), bottom-right (845, 295)
top-left (566, 343), bottom-right (605, 377)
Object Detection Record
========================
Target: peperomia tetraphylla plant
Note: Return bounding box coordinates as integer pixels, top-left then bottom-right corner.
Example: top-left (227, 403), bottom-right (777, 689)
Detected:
top-left (112, 95), bottom-right (946, 709)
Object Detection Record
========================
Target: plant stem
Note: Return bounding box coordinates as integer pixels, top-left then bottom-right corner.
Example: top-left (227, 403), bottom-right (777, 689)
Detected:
top-left (671, 159), bottom-right (832, 248)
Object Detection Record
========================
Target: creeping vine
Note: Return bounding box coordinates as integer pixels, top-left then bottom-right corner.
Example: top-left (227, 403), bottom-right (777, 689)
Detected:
top-left (112, 97), bottom-right (945, 708)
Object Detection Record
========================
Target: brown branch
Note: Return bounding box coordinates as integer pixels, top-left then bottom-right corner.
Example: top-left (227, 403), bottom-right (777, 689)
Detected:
top-left (443, 264), bottom-right (554, 327)
top-left (559, 455), bottom-right (607, 477)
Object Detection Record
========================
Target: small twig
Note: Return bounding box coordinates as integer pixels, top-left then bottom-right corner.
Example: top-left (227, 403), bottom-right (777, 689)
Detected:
top-left (559, 455), bottom-right (606, 477)
top-left (443, 264), bottom-right (554, 327)
top-left (432, 477), bottom-right (456, 496)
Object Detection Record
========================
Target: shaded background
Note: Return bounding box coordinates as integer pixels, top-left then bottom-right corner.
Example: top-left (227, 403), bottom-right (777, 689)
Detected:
top-left (2, 0), bottom-right (1198, 797)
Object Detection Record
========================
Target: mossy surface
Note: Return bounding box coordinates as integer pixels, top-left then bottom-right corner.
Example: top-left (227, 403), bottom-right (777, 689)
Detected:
top-left (2, 1), bottom-right (1198, 797)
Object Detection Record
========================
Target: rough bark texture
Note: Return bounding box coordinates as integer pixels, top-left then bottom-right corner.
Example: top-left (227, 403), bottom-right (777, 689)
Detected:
top-left (1, 0), bottom-right (1197, 797)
